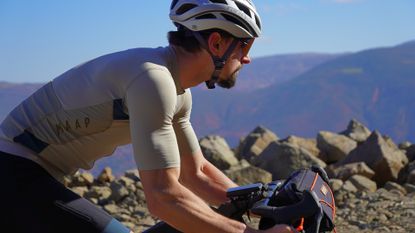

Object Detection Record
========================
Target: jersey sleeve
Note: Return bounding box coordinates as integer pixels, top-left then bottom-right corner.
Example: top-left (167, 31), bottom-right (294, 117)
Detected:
top-left (173, 90), bottom-right (201, 157)
top-left (125, 67), bottom-right (180, 170)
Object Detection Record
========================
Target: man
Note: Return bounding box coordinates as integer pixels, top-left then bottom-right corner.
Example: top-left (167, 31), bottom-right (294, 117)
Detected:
top-left (0, 1), bottom-right (294, 232)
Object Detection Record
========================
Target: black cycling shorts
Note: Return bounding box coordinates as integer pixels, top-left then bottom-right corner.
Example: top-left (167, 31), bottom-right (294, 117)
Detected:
top-left (0, 151), bottom-right (131, 233)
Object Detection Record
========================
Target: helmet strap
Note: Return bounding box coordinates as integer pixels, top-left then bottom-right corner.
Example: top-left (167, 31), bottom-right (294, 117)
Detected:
top-left (193, 32), bottom-right (239, 89)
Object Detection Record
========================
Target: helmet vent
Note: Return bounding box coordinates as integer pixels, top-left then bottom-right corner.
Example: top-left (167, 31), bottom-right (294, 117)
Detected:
top-left (170, 0), bottom-right (179, 10)
top-left (235, 2), bottom-right (251, 17)
top-left (209, 0), bottom-right (228, 4)
top-left (176, 4), bottom-right (198, 15)
top-left (255, 14), bottom-right (261, 30)
top-left (221, 14), bottom-right (248, 32)
top-left (196, 14), bottom-right (217, 20)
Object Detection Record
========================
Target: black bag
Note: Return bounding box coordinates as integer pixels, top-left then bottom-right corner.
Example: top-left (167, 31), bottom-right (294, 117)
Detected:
top-left (258, 166), bottom-right (336, 232)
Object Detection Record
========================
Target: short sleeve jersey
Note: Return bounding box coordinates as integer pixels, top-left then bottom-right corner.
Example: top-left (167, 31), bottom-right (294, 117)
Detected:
top-left (0, 46), bottom-right (201, 180)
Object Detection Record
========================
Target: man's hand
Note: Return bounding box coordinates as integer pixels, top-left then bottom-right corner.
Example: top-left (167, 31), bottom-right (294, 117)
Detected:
top-left (245, 224), bottom-right (298, 233)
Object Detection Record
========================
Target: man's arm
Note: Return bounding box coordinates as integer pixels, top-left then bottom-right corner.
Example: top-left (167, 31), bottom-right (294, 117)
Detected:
top-left (140, 167), bottom-right (248, 233)
top-left (179, 149), bottom-right (237, 206)
top-left (140, 167), bottom-right (295, 233)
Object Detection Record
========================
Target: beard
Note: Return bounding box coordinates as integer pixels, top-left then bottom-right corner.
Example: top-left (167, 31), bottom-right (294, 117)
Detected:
top-left (217, 68), bottom-right (241, 89)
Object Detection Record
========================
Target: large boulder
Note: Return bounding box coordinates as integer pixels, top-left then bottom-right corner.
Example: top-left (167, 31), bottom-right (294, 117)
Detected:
top-left (398, 161), bottom-right (415, 184)
top-left (255, 141), bottom-right (326, 180)
top-left (340, 119), bottom-right (371, 143)
top-left (403, 144), bottom-right (415, 162)
top-left (338, 131), bottom-right (408, 185)
top-left (236, 126), bottom-right (278, 162)
top-left (224, 160), bottom-right (272, 185)
top-left (404, 183), bottom-right (415, 193)
top-left (317, 131), bottom-right (357, 164)
top-left (327, 162), bottom-right (375, 181)
top-left (200, 135), bottom-right (239, 170)
top-left (281, 135), bottom-right (321, 158)
top-left (408, 170), bottom-right (415, 185)
top-left (348, 175), bottom-right (377, 192)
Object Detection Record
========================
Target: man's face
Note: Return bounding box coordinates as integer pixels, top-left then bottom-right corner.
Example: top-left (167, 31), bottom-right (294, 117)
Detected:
top-left (217, 38), bottom-right (254, 89)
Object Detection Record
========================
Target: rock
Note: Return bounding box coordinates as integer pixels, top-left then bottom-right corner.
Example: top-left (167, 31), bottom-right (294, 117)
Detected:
top-left (317, 131), bottom-right (357, 163)
top-left (340, 119), bottom-right (371, 143)
top-left (236, 126), bottom-right (278, 162)
top-left (98, 167), bottom-right (115, 183)
top-left (84, 186), bottom-right (112, 200)
top-left (338, 131), bottom-right (408, 186)
top-left (403, 144), bottom-right (415, 162)
top-left (281, 135), bottom-right (321, 158)
top-left (104, 204), bottom-right (121, 215)
top-left (398, 161), bottom-right (415, 184)
top-left (63, 176), bottom-right (72, 187)
top-left (119, 176), bottom-right (135, 188)
top-left (124, 169), bottom-right (141, 182)
top-left (81, 172), bottom-right (95, 185)
top-left (108, 181), bottom-right (129, 202)
top-left (135, 189), bottom-right (146, 204)
top-left (399, 141), bottom-right (412, 150)
top-left (70, 171), bottom-right (95, 186)
top-left (200, 135), bottom-right (239, 170)
top-left (70, 186), bottom-right (89, 197)
top-left (329, 179), bottom-right (343, 192)
top-left (407, 170), bottom-right (415, 185)
top-left (139, 216), bottom-right (156, 227)
top-left (255, 141), bottom-right (326, 180)
top-left (341, 180), bottom-right (358, 193)
top-left (348, 175), bottom-right (377, 192)
top-left (224, 164), bottom-right (272, 185)
top-left (383, 181), bottom-right (407, 195)
top-left (329, 162), bottom-right (375, 181)
top-left (404, 183), bottom-right (415, 193)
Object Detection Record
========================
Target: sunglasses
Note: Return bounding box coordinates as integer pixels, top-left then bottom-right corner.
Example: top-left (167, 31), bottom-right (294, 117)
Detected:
top-left (239, 38), bottom-right (255, 56)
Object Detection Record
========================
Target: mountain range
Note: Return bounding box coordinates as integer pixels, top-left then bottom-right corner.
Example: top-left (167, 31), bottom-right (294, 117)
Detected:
top-left (1, 40), bottom-right (414, 175)
top-left (192, 40), bottom-right (415, 146)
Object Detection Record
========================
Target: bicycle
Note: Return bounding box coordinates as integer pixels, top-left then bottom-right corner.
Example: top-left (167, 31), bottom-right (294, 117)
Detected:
top-left (143, 166), bottom-right (336, 233)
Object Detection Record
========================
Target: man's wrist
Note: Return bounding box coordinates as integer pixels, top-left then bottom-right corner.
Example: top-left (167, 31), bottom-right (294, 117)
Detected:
top-left (243, 226), bottom-right (259, 233)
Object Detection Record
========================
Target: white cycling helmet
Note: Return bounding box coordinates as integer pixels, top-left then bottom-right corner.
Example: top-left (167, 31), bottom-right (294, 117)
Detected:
top-left (170, 0), bottom-right (262, 38)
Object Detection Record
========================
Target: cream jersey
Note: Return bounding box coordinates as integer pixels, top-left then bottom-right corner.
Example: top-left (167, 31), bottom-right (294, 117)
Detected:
top-left (0, 46), bottom-right (201, 180)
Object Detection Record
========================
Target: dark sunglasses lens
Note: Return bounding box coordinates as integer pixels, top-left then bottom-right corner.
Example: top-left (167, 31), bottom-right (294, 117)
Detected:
top-left (241, 39), bottom-right (254, 56)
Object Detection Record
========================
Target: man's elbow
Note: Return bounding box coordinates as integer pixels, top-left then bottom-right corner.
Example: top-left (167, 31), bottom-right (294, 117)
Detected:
top-left (145, 188), bottom-right (180, 218)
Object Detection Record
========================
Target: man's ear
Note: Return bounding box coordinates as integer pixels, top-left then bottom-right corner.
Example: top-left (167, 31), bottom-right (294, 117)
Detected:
top-left (207, 32), bottom-right (222, 56)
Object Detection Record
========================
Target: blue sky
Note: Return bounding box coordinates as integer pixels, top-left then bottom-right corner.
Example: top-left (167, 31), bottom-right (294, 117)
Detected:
top-left (1, 0), bottom-right (414, 83)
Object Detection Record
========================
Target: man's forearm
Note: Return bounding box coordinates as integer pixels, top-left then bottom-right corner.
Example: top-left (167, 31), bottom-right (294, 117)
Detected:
top-left (186, 159), bottom-right (238, 205)
top-left (179, 150), bottom-right (238, 206)
top-left (146, 177), bottom-right (249, 233)
top-left (146, 181), bottom-right (295, 233)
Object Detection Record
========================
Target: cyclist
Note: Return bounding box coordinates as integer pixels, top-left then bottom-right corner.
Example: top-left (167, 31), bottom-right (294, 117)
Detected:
top-left (0, 1), bottom-right (295, 232)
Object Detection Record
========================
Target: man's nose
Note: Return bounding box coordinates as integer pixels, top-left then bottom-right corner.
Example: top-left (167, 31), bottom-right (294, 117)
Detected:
top-left (241, 55), bottom-right (251, 64)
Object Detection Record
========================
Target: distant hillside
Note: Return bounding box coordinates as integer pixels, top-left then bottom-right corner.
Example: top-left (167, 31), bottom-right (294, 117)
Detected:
top-left (0, 82), bottom-right (43, 120)
top-left (195, 40), bottom-right (415, 145)
top-left (230, 53), bottom-right (343, 91)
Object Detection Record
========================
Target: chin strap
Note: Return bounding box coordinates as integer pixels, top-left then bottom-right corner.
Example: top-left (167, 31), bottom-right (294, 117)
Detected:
top-left (192, 32), bottom-right (240, 89)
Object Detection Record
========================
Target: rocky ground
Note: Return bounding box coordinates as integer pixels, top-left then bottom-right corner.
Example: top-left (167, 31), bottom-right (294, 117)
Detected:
top-left (66, 169), bottom-right (415, 232)
top-left (66, 119), bottom-right (415, 232)
top-left (335, 189), bottom-right (415, 233)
